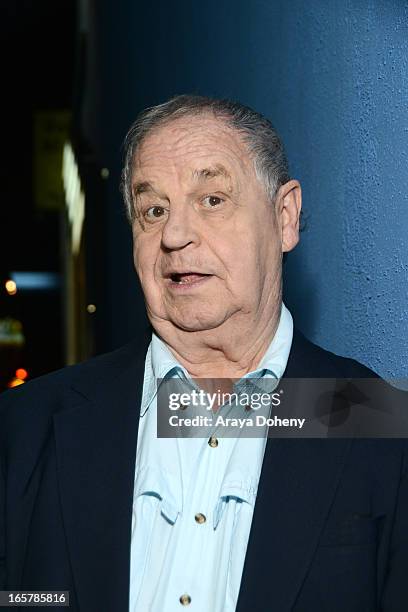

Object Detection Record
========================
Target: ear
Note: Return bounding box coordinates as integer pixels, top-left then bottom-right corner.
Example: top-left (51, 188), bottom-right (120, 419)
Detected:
top-left (275, 180), bottom-right (302, 253)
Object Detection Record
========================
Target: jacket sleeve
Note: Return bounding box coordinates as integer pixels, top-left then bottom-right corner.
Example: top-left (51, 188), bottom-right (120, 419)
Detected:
top-left (0, 388), bottom-right (14, 590)
top-left (0, 451), bottom-right (5, 589)
top-left (381, 440), bottom-right (408, 611)
top-left (0, 394), bottom-right (7, 589)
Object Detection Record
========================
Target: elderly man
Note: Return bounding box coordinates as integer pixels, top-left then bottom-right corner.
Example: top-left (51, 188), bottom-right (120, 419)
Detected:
top-left (1, 95), bottom-right (407, 612)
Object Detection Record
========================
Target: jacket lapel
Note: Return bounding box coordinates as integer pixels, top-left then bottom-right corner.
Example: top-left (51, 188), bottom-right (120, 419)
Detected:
top-left (53, 337), bottom-right (149, 612)
top-left (236, 436), bottom-right (352, 611)
top-left (236, 330), bottom-right (353, 611)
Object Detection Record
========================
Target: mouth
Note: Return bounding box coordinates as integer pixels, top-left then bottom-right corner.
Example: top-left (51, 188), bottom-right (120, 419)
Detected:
top-left (165, 271), bottom-right (213, 289)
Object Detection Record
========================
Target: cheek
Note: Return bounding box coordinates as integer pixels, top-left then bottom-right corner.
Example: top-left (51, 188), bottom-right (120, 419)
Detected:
top-left (132, 243), bottom-right (143, 278)
top-left (133, 239), bottom-right (158, 284)
top-left (232, 224), bottom-right (279, 283)
top-left (215, 240), bottom-right (258, 291)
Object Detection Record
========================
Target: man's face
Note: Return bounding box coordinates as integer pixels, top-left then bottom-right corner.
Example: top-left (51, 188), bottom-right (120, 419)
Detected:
top-left (131, 115), bottom-right (291, 333)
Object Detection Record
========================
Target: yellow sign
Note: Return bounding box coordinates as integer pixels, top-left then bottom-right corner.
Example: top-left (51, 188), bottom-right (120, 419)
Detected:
top-left (62, 142), bottom-right (85, 254)
top-left (34, 110), bottom-right (71, 210)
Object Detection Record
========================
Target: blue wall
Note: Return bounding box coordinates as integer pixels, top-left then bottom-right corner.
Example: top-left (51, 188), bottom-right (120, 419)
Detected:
top-left (82, 0), bottom-right (408, 380)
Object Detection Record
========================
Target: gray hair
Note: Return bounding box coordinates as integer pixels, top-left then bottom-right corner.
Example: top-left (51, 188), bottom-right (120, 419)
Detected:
top-left (120, 94), bottom-right (290, 223)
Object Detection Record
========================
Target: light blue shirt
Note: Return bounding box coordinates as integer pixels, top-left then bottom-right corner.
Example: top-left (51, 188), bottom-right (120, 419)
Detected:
top-left (129, 304), bottom-right (293, 611)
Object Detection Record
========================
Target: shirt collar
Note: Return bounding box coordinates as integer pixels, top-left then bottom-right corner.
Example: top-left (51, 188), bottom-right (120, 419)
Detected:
top-left (246, 302), bottom-right (293, 379)
top-left (142, 335), bottom-right (189, 413)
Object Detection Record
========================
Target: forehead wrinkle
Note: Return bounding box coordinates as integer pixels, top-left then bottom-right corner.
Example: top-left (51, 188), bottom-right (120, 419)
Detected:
top-left (132, 118), bottom-right (255, 194)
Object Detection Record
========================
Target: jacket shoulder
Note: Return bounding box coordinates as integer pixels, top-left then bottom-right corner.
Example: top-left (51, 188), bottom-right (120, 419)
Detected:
top-left (287, 329), bottom-right (379, 378)
top-left (0, 334), bottom-right (150, 447)
top-left (2, 340), bottom-right (139, 403)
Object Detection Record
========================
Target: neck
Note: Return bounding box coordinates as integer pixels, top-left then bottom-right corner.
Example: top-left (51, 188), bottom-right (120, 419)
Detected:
top-left (152, 295), bottom-right (283, 380)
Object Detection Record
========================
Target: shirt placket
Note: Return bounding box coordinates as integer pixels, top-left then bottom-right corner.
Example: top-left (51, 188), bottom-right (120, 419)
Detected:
top-left (162, 435), bottom-right (232, 611)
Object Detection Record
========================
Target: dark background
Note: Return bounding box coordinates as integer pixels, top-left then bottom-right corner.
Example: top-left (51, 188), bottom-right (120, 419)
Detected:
top-left (0, 1), bottom-right (75, 388)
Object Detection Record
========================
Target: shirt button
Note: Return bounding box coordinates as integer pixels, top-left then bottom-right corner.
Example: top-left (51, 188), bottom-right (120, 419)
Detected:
top-left (208, 436), bottom-right (218, 448)
top-left (195, 512), bottom-right (206, 524)
top-left (179, 594), bottom-right (191, 606)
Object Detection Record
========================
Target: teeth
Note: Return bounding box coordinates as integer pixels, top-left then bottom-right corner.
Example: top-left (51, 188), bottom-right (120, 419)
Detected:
top-left (170, 273), bottom-right (205, 284)
top-left (177, 276), bottom-right (192, 284)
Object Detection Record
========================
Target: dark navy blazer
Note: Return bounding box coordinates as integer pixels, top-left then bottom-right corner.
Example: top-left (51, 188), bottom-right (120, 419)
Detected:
top-left (0, 330), bottom-right (407, 611)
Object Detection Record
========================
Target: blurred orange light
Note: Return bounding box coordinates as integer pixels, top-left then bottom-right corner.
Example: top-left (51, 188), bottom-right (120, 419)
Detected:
top-left (16, 368), bottom-right (28, 380)
top-left (5, 280), bottom-right (17, 295)
top-left (7, 377), bottom-right (25, 388)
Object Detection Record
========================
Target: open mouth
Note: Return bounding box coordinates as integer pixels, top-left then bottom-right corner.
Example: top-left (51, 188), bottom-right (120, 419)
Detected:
top-left (167, 272), bottom-right (211, 285)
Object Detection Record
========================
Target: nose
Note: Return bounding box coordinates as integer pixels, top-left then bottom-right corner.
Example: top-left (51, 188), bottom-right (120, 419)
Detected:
top-left (161, 205), bottom-right (199, 251)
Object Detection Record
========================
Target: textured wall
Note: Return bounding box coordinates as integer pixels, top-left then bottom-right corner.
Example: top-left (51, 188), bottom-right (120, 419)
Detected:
top-left (273, 1), bottom-right (408, 382)
top-left (82, 0), bottom-right (408, 380)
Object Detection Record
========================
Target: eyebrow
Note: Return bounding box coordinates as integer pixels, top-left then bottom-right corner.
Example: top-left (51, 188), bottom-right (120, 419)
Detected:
top-left (132, 163), bottom-right (233, 197)
top-left (132, 180), bottom-right (154, 196)
top-left (191, 164), bottom-right (232, 182)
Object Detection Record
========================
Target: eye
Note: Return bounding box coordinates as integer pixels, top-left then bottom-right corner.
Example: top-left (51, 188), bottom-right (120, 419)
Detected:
top-left (202, 195), bottom-right (224, 208)
top-left (145, 205), bottom-right (167, 220)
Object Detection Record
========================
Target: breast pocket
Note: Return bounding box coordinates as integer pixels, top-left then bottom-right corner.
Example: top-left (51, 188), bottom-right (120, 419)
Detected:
top-left (297, 516), bottom-right (383, 611)
top-left (318, 514), bottom-right (383, 548)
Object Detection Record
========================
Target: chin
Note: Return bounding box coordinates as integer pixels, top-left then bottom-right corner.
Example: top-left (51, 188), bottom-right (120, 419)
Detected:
top-left (170, 310), bottom-right (228, 333)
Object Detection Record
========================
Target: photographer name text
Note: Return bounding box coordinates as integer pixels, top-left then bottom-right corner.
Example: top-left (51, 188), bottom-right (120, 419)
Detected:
top-left (168, 414), bottom-right (306, 429)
